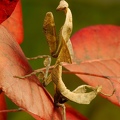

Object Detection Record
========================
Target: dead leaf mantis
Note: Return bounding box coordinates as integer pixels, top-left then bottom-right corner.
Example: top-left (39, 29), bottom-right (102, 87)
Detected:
top-left (15, 0), bottom-right (114, 120)
top-left (42, 0), bottom-right (106, 109)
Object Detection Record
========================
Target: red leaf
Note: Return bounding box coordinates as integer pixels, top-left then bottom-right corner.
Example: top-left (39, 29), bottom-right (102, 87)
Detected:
top-left (0, 0), bottom-right (19, 24)
top-left (64, 25), bottom-right (120, 106)
top-left (0, 25), bottom-right (62, 119)
top-left (66, 105), bottom-right (88, 120)
top-left (0, 93), bottom-right (7, 120)
top-left (2, 1), bottom-right (23, 44)
top-left (0, 25), bottom-right (89, 120)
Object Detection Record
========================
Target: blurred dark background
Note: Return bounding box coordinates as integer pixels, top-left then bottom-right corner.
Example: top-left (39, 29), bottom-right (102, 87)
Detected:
top-left (6, 0), bottom-right (120, 119)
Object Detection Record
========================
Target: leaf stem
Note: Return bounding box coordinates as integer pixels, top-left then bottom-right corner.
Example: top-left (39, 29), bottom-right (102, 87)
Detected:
top-left (0, 108), bottom-right (23, 113)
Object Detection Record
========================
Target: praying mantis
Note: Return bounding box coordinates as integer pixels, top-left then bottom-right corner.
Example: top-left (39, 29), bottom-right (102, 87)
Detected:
top-left (15, 0), bottom-right (114, 120)
top-left (43, 0), bottom-right (103, 107)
